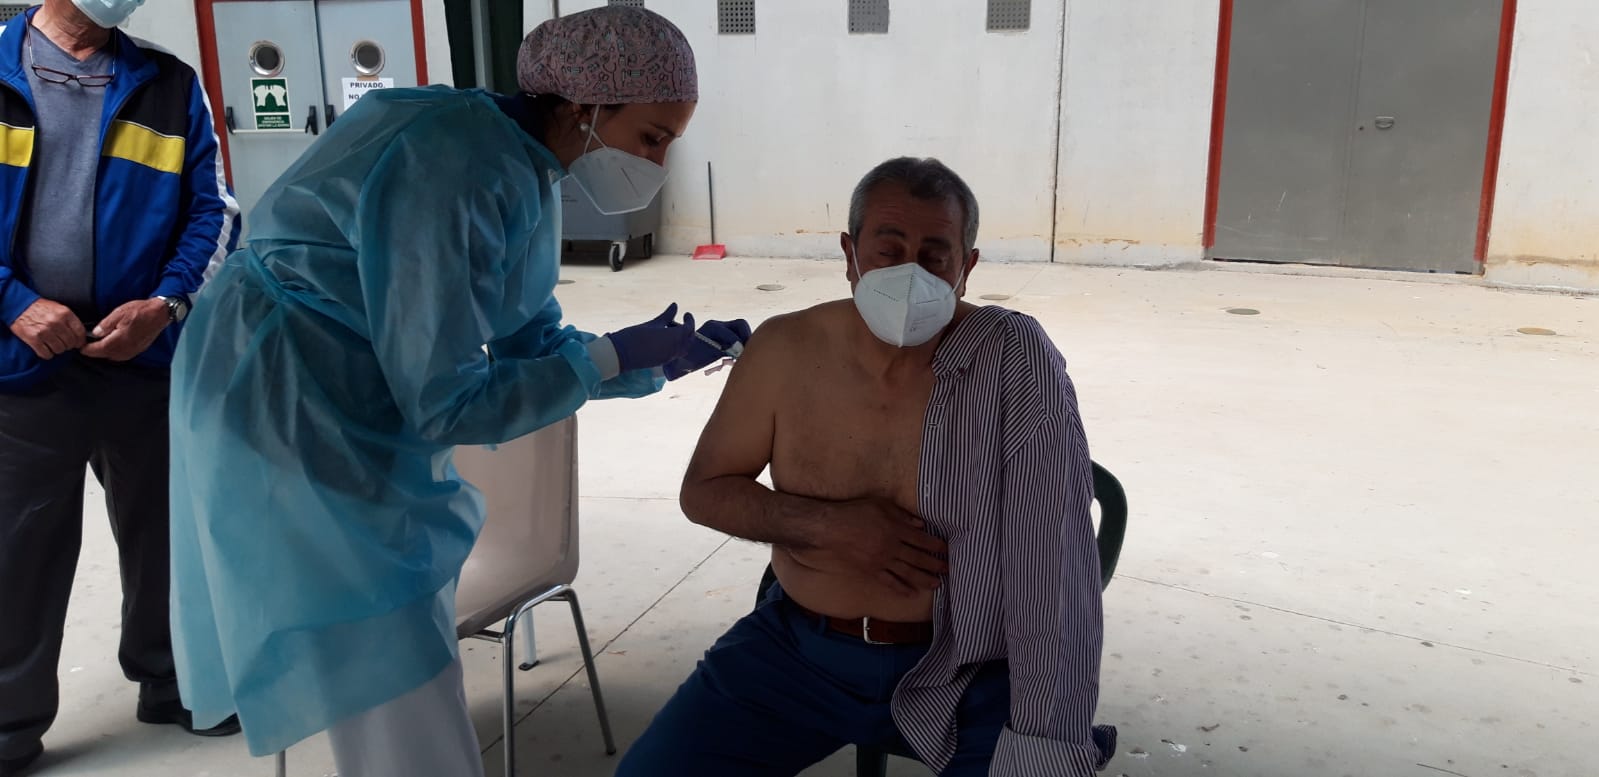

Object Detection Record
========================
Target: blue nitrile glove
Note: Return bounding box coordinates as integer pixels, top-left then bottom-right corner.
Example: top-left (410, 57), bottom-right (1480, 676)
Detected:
top-left (663, 318), bottom-right (753, 381)
top-left (600, 303), bottom-right (697, 375)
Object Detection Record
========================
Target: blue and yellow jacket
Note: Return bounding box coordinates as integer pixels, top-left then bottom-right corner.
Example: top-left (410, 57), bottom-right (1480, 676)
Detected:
top-left (0, 8), bottom-right (239, 392)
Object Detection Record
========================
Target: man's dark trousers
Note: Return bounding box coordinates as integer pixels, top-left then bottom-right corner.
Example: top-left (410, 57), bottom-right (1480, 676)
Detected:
top-left (0, 358), bottom-right (177, 760)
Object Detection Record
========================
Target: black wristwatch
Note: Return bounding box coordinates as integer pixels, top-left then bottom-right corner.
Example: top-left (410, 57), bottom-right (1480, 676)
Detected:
top-left (157, 295), bottom-right (190, 323)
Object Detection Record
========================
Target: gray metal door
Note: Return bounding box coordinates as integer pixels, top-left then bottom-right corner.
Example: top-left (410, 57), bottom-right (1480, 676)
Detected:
top-left (1211, 0), bottom-right (1363, 266)
top-left (1341, 0), bottom-right (1501, 272)
top-left (1212, 0), bottom-right (1502, 273)
top-left (315, 0), bottom-right (422, 127)
top-left (211, 0), bottom-right (328, 225)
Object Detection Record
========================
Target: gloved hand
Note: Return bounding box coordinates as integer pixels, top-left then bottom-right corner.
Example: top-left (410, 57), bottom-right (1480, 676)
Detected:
top-left (663, 318), bottom-right (752, 381)
top-left (604, 303), bottom-right (697, 374)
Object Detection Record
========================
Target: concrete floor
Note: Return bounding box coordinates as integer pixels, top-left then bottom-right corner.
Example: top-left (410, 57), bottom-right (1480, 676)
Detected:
top-left (40, 255), bottom-right (1597, 777)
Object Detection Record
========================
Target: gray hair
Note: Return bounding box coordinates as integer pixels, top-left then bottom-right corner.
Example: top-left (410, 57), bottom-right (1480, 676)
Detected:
top-left (847, 157), bottom-right (980, 255)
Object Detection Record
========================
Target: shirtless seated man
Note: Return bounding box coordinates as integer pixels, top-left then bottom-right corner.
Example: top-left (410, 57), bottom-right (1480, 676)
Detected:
top-left (617, 158), bottom-right (1115, 777)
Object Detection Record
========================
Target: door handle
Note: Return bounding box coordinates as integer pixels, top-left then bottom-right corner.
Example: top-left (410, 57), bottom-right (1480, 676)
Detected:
top-left (324, 103), bottom-right (337, 127)
top-left (304, 105), bottom-right (319, 135)
top-left (1374, 116), bottom-right (1396, 130)
top-left (224, 106), bottom-right (236, 134)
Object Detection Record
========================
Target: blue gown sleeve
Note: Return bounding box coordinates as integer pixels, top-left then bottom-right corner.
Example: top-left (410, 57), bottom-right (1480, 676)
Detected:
top-left (487, 296), bottom-right (666, 400)
top-left (353, 112), bottom-right (605, 446)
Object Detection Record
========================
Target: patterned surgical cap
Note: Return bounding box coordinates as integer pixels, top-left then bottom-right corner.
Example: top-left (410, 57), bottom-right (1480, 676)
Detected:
top-left (517, 7), bottom-right (698, 104)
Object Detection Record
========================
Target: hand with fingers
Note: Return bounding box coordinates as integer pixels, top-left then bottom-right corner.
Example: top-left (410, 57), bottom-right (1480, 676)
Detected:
top-left (6, 298), bottom-right (87, 359)
top-left (604, 303), bottom-right (698, 373)
top-left (81, 299), bottom-right (169, 362)
top-left (799, 498), bottom-right (949, 595)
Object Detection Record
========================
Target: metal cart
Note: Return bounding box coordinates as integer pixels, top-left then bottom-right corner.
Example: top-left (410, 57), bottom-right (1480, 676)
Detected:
top-left (560, 186), bottom-right (661, 272)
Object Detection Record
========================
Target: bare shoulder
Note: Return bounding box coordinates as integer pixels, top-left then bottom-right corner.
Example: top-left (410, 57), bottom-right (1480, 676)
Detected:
top-left (743, 300), bottom-right (853, 358)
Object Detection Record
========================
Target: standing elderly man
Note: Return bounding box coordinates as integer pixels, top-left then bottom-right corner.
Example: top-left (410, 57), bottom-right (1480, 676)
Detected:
top-left (0, 0), bottom-right (239, 772)
top-left (620, 158), bottom-right (1116, 776)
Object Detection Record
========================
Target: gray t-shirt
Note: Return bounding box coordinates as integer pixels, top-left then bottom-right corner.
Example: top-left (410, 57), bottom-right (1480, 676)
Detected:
top-left (17, 26), bottom-right (113, 316)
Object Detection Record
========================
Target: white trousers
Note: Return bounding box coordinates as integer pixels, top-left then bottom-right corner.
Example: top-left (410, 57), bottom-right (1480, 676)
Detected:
top-left (327, 658), bottom-right (486, 777)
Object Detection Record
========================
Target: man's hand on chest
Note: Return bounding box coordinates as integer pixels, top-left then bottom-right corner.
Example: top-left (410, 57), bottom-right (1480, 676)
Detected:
top-left (789, 497), bottom-right (949, 595)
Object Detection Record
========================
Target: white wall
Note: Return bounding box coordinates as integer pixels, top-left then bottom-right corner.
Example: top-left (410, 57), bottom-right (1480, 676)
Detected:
top-left (524, 0), bottom-right (554, 30)
top-left (139, 0), bottom-right (1220, 266)
top-left (587, 0), bottom-right (1070, 261)
top-left (1484, 0), bottom-right (1599, 290)
top-left (560, 0), bottom-right (1220, 265)
top-left (1054, 0), bottom-right (1219, 266)
top-left (421, 0), bottom-right (453, 84)
top-left (127, 1), bottom-right (1599, 286)
top-left (125, 2), bottom-right (202, 67)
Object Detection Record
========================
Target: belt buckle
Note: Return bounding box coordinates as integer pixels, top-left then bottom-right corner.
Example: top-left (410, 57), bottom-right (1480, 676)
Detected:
top-left (861, 616), bottom-right (891, 646)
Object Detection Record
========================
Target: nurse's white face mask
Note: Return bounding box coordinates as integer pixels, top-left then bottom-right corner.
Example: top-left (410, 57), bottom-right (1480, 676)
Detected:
top-left (850, 251), bottom-right (964, 348)
top-left (568, 107), bottom-right (668, 216)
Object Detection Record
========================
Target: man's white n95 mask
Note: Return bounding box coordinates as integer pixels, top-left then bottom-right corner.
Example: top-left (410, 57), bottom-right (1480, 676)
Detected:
top-left (851, 258), bottom-right (961, 348)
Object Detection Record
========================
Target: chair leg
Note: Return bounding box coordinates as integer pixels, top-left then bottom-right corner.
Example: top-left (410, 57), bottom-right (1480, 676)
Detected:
top-left (562, 589), bottom-right (618, 755)
top-left (517, 607), bottom-right (540, 671)
top-left (855, 746), bottom-right (889, 777)
top-left (275, 751), bottom-right (286, 777)
top-left (503, 602), bottom-right (535, 777)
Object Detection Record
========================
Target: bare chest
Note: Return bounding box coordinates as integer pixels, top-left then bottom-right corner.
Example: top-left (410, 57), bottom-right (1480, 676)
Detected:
top-left (770, 365), bottom-right (934, 514)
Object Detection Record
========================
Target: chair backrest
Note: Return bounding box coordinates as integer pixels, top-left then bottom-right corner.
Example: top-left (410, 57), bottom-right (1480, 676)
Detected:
top-left (755, 460), bottom-right (1128, 606)
top-left (452, 415), bottom-right (580, 638)
top-left (1090, 462), bottom-right (1127, 590)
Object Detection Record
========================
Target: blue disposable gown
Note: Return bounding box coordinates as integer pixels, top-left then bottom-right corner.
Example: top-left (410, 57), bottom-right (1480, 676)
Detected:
top-left (168, 86), bottom-right (661, 756)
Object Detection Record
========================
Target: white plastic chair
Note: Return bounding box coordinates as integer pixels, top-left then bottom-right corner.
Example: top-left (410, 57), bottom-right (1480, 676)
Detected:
top-left (273, 415), bottom-right (614, 777)
top-left (453, 414), bottom-right (616, 776)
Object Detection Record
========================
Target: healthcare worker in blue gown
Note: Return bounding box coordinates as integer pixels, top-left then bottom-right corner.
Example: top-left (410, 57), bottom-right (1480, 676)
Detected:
top-left (166, 8), bottom-right (744, 777)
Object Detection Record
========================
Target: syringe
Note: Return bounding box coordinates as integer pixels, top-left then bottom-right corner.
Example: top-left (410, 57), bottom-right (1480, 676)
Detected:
top-left (696, 332), bottom-right (744, 359)
top-left (696, 333), bottom-right (744, 375)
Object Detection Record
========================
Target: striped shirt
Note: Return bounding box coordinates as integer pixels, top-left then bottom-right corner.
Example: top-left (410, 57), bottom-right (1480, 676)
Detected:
top-left (893, 304), bottom-right (1116, 776)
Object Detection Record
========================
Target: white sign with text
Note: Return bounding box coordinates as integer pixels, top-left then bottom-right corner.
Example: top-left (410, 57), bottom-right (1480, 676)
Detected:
top-left (342, 77), bottom-right (395, 110)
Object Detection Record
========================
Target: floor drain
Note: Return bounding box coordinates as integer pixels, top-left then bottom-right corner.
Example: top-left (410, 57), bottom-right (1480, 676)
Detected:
top-left (1517, 327), bottom-right (1556, 336)
top-left (757, 284), bottom-right (785, 292)
top-left (980, 294), bottom-right (1011, 301)
top-left (1226, 307), bottom-right (1260, 316)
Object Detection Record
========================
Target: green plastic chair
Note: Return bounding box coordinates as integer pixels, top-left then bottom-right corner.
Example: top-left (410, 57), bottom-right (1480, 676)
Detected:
top-left (753, 461), bottom-right (1128, 777)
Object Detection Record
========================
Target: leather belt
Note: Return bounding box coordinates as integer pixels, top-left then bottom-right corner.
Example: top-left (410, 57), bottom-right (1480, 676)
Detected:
top-left (790, 601), bottom-right (934, 645)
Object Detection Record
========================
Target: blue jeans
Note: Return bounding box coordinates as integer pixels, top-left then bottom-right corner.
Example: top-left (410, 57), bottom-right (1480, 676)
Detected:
top-left (617, 585), bottom-right (1009, 777)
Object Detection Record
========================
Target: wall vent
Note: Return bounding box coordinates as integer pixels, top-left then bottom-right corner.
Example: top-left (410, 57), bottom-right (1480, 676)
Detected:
top-left (986, 0), bottom-right (1030, 32)
top-left (718, 0), bottom-right (755, 35)
top-left (848, 0), bottom-right (889, 35)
